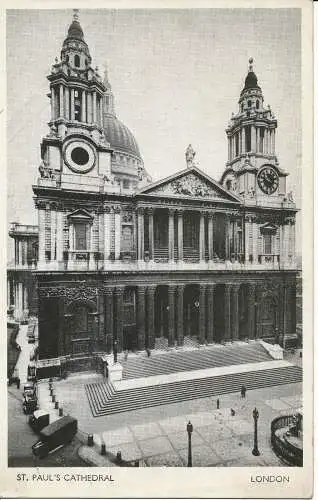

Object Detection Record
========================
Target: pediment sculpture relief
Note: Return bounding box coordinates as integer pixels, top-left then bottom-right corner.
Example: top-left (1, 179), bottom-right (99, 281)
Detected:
top-left (152, 174), bottom-right (222, 199)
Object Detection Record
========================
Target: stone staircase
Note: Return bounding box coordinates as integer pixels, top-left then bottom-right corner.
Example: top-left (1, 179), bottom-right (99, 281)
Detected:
top-left (85, 365), bottom-right (302, 417)
top-left (121, 342), bottom-right (272, 380)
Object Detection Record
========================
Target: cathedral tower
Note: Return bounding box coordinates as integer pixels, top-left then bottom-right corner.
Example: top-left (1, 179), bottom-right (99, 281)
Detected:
top-left (221, 58), bottom-right (290, 207)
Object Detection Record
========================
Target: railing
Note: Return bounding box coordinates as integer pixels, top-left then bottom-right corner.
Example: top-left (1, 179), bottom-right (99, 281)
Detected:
top-left (271, 415), bottom-right (303, 467)
top-left (258, 254), bottom-right (280, 265)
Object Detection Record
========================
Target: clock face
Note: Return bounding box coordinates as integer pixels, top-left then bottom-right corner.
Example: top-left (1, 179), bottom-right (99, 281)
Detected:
top-left (64, 141), bottom-right (96, 173)
top-left (257, 166), bottom-right (279, 195)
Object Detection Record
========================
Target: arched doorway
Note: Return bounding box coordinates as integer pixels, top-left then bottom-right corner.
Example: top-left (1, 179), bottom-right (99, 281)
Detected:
top-left (154, 285), bottom-right (168, 339)
top-left (65, 300), bottom-right (97, 355)
top-left (183, 284), bottom-right (200, 338)
top-left (258, 293), bottom-right (278, 340)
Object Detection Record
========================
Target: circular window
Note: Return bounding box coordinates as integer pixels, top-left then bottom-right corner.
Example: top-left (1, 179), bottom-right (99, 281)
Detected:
top-left (71, 147), bottom-right (89, 166)
top-left (64, 141), bottom-right (96, 173)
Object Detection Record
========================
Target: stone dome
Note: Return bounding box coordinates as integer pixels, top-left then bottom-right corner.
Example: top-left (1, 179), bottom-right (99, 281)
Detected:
top-left (66, 20), bottom-right (84, 41)
top-left (103, 113), bottom-right (142, 161)
top-left (243, 70), bottom-right (260, 91)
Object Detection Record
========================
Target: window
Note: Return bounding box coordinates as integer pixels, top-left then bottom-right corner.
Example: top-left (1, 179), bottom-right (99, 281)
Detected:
top-left (260, 128), bottom-right (264, 153)
top-left (123, 179), bottom-right (130, 189)
top-left (74, 223), bottom-right (89, 250)
top-left (256, 100), bottom-right (259, 109)
top-left (263, 233), bottom-right (272, 254)
top-left (247, 100), bottom-right (251, 107)
top-left (226, 179), bottom-right (232, 190)
top-left (74, 54), bottom-right (80, 67)
top-left (235, 133), bottom-right (239, 156)
top-left (74, 89), bottom-right (82, 121)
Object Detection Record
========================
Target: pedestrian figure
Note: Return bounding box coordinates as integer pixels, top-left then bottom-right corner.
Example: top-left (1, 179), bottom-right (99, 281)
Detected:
top-left (124, 350), bottom-right (128, 361)
top-left (113, 341), bottom-right (118, 364)
top-left (16, 377), bottom-right (20, 390)
top-left (231, 408), bottom-right (235, 416)
top-left (240, 384), bottom-right (246, 398)
top-left (299, 350), bottom-right (302, 359)
top-left (216, 398), bottom-right (220, 409)
top-left (146, 348), bottom-right (151, 357)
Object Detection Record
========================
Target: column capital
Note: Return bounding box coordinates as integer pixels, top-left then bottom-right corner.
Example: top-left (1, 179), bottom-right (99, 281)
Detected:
top-left (176, 284), bottom-right (185, 294)
top-left (115, 286), bottom-right (124, 296)
top-left (207, 212), bottom-right (215, 220)
top-left (137, 285), bottom-right (147, 294)
top-left (176, 208), bottom-right (184, 216)
top-left (103, 286), bottom-right (115, 296)
top-left (103, 205), bottom-right (111, 213)
top-left (231, 283), bottom-right (241, 293)
top-left (113, 205), bottom-right (121, 214)
top-left (147, 284), bottom-right (157, 293)
top-left (168, 208), bottom-right (176, 216)
top-left (147, 207), bottom-right (154, 216)
top-left (199, 283), bottom-right (207, 291)
top-left (168, 284), bottom-right (177, 294)
top-left (206, 282), bottom-right (217, 291)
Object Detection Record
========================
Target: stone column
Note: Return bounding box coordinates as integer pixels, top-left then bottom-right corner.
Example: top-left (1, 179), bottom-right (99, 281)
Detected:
top-left (255, 127), bottom-right (259, 153)
top-left (280, 223), bottom-right (286, 267)
top-left (147, 285), bottom-right (156, 349)
top-left (251, 125), bottom-right (256, 152)
top-left (176, 285), bottom-right (184, 346)
top-left (114, 206), bottom-right (121, 260)
top-left (198, 284), bottom-right (206, 343)
top-left (92, 91), bottom-right (97, 123)
top-left (50, 205), bottom-right (56, 261)
top-left (227, 135), bottom-right (231, 160)
top-left (168, 209), bottom-right (175, 262)
top-left (224, 283), bottom-right (232, 341)
top-left (225, 215), bottom-right (230, 260)
top-left (247, 283), bottom-right (256, 339)
top-left (18, 240), bottom-right (22, 266)
top-left (81, 90), bottom-right (86, 122)
top-left (137, 208), bottom-right (145, 261)
top-left (244, 217), bottom-right (250, 263)
top-left (148, 208), bottom-right (154, 261)
top-left (199, 212), bottom-right (205, 262)
top-left (253, 218), bottom-right (258, 263)
top-left (114, 287), bottom-right (124, 352)
top-left (137, 286), bottom-right (146, 350)
top-left (103, 207), bottom-right (111, 262)
top-left (65, 87), bottom-right (69, 120)
top-left (177, 210), bottom-right (183, 261)
top-left (206, 283), bottom-right (215, 343)
top-left (241, 127), bottom-right (246, 154)
top-left (104, 287), bottom-right (114, 353)
top-left (56, 210), bottom-right (63, 263)
top-left (59, 85), bottom-right (64, 118)
top-left (207, 213), bottom-right (214, 261)
top-left (70, 89), bottom-right (75, 121)
top-left (272, 129), bottom-right (276, 154)
top-left (51, 86), bottom-right (56, 120)
top-left (231, 284), bottom-right (240, 341)
top-left (167, 285), bottom-right (176, 346)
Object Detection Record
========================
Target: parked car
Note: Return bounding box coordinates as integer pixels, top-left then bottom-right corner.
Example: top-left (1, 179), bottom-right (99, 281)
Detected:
top-left (23, 393), bottom-right (38, 414)
top-left (23, 381), bottom-right (37, 399)
top-left (29, 410), bottom-right (61, 433)
top-left (32, 416), bottom-right (78, 458)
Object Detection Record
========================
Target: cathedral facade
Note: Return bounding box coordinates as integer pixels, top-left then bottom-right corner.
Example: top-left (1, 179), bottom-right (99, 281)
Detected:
top-left (19, 13), bottom-right (298, 376)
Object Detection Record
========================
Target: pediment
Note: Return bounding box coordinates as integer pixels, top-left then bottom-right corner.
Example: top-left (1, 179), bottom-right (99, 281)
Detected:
top-left (67, 209), bottom-right (93, 221)
top-left (138, 167), bottom-right (240, 203)
top-left (260, 222), bottom-right (277, 233)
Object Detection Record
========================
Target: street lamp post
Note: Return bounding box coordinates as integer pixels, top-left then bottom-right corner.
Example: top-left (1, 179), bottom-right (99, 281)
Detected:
top-left (187, 420), bottom-right (193, 467)
top-left (252, 407), bottom-right (260, 456)
top-left (113, 340), bottom-right (118, 364)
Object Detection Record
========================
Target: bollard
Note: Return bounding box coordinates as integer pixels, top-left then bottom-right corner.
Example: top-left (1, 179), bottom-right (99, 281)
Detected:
top-left (52, 395), bottom-right (56, 403)
top-left (87, 434), bottom-right (94, 447)
top-left (116, 451), bottom-right (122, 464)
top-left (101, 442), bottom-right (106, 455)
top-left (50, 388), bottom-right (54, 396)
top-left (54, 401), bottom-right (59, 409)
top-left (58, 408), bottom-right (63, 416)
top-left (216, 398), bottom-right (220, 409)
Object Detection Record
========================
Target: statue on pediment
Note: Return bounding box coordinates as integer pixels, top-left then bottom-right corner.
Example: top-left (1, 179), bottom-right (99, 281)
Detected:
top-left (185, 144), bottom-right (196, 168)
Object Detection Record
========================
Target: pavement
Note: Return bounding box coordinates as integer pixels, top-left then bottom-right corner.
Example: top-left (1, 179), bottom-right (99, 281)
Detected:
top-left (9, 328), bottom-right (303, 467)
top-left (76, 381), bottom-right (302, 467)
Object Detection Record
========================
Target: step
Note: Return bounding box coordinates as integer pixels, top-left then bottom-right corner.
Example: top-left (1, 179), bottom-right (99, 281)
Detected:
top-left (86, 365), bottom-right (302, 417)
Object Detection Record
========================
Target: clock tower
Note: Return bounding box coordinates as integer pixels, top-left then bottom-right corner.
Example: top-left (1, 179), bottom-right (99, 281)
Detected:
top-left (221, 58), bottom-right (290, 207)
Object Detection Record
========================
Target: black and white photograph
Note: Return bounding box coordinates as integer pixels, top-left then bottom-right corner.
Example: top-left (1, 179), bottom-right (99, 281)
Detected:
top-left (3, 2), bottom-right (313, 498)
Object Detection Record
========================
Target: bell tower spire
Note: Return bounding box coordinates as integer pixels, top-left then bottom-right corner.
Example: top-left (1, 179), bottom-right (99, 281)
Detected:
top-left (220, 59), bottom-right (289, 206)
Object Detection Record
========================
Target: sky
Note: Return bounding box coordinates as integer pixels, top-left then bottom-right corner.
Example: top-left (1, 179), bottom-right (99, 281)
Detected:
top-left (6, 8), bottom-right (301, 256)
